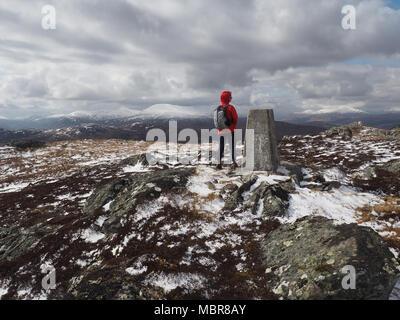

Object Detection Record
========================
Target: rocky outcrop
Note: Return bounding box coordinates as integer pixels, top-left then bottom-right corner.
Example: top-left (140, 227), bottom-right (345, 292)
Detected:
top-left (0, 224), bottom-right (60, 262)
top-left (353, 159), bottom-right (400, 181)
top-left (280, 161), bottom-right (304, 184)
top-left (352, 159), bottom-right (400, 196)
top-left (224, 176), bottom-right (293, 218)
top-left (9, 139), bottom-right (47, 150)
top-left (388, 127), bottom-right (400, 140)
top-left (66, 264), bottom-right (142, 300)
top-left (83, 168), bottom-right (195, 233)
top-left (247, 183), bottom-right (290, 217)
top-left (324, 122), bottom-right (364, 140)
top-left (260, 216), bottom-right (400, 300)
top-left (119, 153), bottom-right (149, 167)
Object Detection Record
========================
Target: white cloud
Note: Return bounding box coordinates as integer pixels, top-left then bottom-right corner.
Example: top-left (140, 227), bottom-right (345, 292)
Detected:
top-left (0, 0), bottom-right (399, 119)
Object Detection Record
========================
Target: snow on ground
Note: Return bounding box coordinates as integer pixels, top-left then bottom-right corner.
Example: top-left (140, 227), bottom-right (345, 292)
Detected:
top-left (0, 181), bottom-right (31, 193)
top-left (0, 282), bottom-right (9, 299)
top-left (80, 228), bottom-right (105, 244)
top-left (143, 272), bottom-right (207, 294)
top-left (123, 162), bottom-right (150, 173)
top-left (0, 139), bottom-right (152, 195)
top-left (284, 186), bottom-right (382, 224)
top-left (1, 129), bottom-right (400, 299)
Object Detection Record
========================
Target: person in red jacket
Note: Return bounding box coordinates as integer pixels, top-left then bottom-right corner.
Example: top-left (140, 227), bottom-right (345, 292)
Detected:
top-left (216, 91), bottom-right (239, 170)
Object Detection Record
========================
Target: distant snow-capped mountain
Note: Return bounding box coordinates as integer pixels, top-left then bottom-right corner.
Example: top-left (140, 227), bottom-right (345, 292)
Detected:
top-left (44, 104), bottom-right (207, 122)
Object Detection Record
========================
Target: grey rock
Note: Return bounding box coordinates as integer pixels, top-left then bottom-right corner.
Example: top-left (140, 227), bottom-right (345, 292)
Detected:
top-left (280, 161), bottom-right (304, 185)
top-left (388, 127), bottom-right (400, 140)
top-left (66, 265), bottom-right (142, 300)
top-left (119, 153), bottom-right (149, 167)
top-left (352, 159), bottom-right (400, 182)
top-left (0, 224), bottom-right (60, 262)
top-left (381, 159), bottom-right (400, 175)
top-left (224, 176), bottom-right (258, 211)
top-left (260, 216), bottom-right (400, 300)
top-left (246, 183), bottom-right (290, 217)
top-left (352, 167), bottom-right (377, 181)
top-left (325, 124), bottom-right (354, 140)
top-left (83, 168), bottom-right (195, 233)
top-left (304, 181), bottom-right (342, 192)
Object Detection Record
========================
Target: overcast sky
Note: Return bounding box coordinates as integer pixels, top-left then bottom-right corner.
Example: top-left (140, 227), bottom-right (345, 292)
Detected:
top-left (1, 0), bottom-right (400, 120)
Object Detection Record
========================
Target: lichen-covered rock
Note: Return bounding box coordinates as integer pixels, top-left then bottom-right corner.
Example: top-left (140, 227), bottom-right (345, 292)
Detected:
top-left (119, 153), bottom-right (149, 167)
top-left (224, 176), bottom-right (258, 211)
top-left (9, 139), bottom-right (47, 150)
top-left (280, 161), bottom-right (304, 185)
top-left (381, 159), bottom-right (400, 175)
top-left (352, 159), bottom-right (400, 196)
top-left (246, 183), bottom-right (290, 217)
top-left (352, 166), bottom-right (377, 181)
top-left (82, 178), bottom-right (135, 215)
top-left (325, 126), bottom-right (353, 140)
top-left (260, 216), bottom-right (400, 300)
top-left (66, 264), bottom-right (143, 300)
top-left (0, 224), bottom-right (60, 262)
top-left (224, 175), bottom-right (293, 217)
top-left (389, 128), bottom-right (400, 139)
top-left (83, 168), bottom-right (195, 233)
top-left (304, 181), bottom-right (342, 192)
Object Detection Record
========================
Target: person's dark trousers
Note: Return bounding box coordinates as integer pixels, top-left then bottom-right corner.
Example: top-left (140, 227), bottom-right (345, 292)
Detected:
top-left (219, 131), bottom-right (235, 164)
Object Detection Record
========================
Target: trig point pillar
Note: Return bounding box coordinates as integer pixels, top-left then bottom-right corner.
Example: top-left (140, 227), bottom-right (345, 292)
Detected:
top-left (245, 109), bottom-right (280, 172)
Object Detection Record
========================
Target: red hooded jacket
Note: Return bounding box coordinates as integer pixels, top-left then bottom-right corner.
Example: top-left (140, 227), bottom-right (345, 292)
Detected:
top-left (218, 91), bottom-right (238, 134)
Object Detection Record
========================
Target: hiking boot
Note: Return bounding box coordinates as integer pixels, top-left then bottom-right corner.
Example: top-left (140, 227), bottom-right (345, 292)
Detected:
top-left (231, 162), bottom-right (238, 170)
top-left (216, 164), bottom-right (222, 170)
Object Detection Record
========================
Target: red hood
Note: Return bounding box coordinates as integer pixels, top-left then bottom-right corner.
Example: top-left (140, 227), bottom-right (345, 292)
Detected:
top-left (220, 91), bottom-right (232, 105)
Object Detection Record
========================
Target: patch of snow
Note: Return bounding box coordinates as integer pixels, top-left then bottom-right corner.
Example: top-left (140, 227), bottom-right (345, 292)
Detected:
top-left (322, 167), bottom-right (347, 182)
top-left (103, 201), bottom-right (112, 211)
top-left (0, 181), bottom-right (30, 193)
top-left (81, 228), bottom-right (105, 243)
top-left (143, 272), bottom-right (206, 294)
top-left (284, 186), bottom-right (382, 224)
top-left (123, 162), bottom-right (150, 173)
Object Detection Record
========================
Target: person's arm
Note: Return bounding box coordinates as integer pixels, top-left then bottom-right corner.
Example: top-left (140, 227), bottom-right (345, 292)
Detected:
top-left (231, 106), bottom-right (238, 127)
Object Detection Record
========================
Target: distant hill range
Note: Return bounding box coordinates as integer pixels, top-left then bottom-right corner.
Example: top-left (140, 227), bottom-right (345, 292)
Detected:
top-left (0, 116), bottom-right (325, 144)
top-left (1, 111), bottom-right (399, 144)
top-left (283, 112), bottom-right (400, 130)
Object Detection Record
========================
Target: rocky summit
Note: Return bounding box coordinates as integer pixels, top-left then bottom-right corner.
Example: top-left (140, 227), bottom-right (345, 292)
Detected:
top-left (0, 124), bottom-right (400, 300)
top-left (261, 216), bottom-right (400, 300)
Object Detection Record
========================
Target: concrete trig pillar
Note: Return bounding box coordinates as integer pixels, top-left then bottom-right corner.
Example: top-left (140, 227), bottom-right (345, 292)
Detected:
top-left (245, 109), bottom-right (280, 172)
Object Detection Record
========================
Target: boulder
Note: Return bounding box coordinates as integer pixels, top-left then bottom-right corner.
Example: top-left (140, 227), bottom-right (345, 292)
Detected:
top-left (352, 167), bottom-right (377, 181)
top-left (388, 127), bottom-right (400, 140)
top-left (246, 183), bottom-right (290, 217)
top-left (303, 181), bottom-right (342, 192)
top-left (0, 224), bottom-right (60, 262)
top-left (9, 139), bottom-right (46, 150)
top-left (83, 168), bottom-right (195, 233)
top-left (66, 265), bottom-right (142, 300)
top-left (325, 125), bottom-right (353, 140)
top-left (280, 161), bottom-right (304, 185)
top-left (224, 176), bottom-right (293, 217)
top-left (381, 159), bottom-right (400, 175)
top-left (352, 159), bottom-right (400, 181)
top-left (260, 216), bottom-right (400, 300)
top-left (224, 176), bottom-right (258, 211)
top-left (119, 153), bottom-right (149, 167)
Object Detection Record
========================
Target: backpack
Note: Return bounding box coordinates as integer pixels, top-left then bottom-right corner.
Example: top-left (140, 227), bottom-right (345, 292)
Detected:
top-left (213, 104), bottom-right (232, 130)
